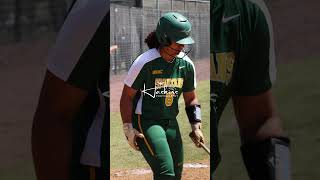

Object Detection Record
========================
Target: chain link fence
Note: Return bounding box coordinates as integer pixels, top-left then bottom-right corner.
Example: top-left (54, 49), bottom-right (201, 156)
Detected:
top-left (111, 0), bottom-right (210, 11)
top-left (0, 0), bottom-right (72, 43)
top-left (0, 1), bottom-right (210, 75)
top-left (110, 4), bottom-right (210, 75)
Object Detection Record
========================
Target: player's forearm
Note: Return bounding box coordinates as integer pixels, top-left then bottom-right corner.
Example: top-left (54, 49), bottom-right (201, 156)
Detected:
top-left (32, 112), bottom-right (73, 180)
top-left (186, 97), bottom-right (199, 107)
top-left (120, 93), bottom-right (133, 124)
top-left (183, 91), bottom-right (199, 107)
top-left (184, 96), bottom-right (199, 107)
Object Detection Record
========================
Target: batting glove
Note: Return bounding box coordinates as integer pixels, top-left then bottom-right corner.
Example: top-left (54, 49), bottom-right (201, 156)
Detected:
top-left (123, 123), bottom-right (145, 151)
top-left (189, 122), bottom-right (205, 148)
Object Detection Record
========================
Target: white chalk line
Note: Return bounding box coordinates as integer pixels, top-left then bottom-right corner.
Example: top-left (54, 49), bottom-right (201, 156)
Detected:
top-left (112, 163), bottom-right (209, 177)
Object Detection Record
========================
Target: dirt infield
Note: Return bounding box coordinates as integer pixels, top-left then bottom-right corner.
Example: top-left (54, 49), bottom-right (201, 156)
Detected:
top-left (111, 167), bottom-right (210, 180)
top-left (1, 1), bottom-right (319, 178)
top-left (110, 58), bottom-right (210, 112)
top-left (110, 160), bottom-right (210, 180)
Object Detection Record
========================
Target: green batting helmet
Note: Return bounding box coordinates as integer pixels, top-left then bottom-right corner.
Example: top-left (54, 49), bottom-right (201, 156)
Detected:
top-left (156, 12), bottom-right (194, 46)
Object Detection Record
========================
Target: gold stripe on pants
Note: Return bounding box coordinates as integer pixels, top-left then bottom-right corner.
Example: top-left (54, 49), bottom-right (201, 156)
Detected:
top-left (89, 167), bottom-right (96, 180)
top-left (138, 114), bottom-right (155, 156)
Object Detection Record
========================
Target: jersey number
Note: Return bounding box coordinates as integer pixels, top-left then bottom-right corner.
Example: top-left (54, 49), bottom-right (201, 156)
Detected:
top-left (211, 52), bottom-right (235, 85)
top-left (165, 92), bottom-right (174, 107)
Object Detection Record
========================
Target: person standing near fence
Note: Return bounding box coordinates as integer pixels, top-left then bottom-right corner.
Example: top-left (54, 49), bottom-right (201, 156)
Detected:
top-left (120, 12), bottom-right (206, 180)
top-left (211, 0), bottom-right (291, 179)
top-left (32, 0), bottom-right (109, 180)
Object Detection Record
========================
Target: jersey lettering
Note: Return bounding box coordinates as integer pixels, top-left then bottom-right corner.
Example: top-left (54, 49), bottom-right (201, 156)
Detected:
top-left (155, 78), bottom-right (184, 88)
top-left (210, 52), bottom-right (235, 85)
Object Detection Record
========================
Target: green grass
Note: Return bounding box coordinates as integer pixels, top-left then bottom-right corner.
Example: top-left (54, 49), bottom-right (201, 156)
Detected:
top-left (0, 161), bottom-right (35, 180)
top-left (3, 58), bottom-right (320, 179)
top-left (214, 58), bottom-right (320, 179)
top-left (110, 80), bottom-right (210, 169)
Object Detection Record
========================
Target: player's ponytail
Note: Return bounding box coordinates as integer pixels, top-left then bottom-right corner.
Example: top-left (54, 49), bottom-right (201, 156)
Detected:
top-left (144, 31), bottom-right (160, 49)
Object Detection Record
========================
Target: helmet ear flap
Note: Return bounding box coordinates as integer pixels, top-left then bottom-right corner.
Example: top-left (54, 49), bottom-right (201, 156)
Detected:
top-left (163, 33), bottom-right (171, 46)
top-left (156, 28), bottom-right (170, 46)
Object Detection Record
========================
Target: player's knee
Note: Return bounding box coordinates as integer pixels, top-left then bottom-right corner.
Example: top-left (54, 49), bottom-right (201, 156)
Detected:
top-left (154, 174), bottom-right (176, 180)
top-left (152, 158), bottom-right (175, 178)
top-left (241, 137), bottom-right (291, 180)
top-left (153, 167), bottom-right (175, 180)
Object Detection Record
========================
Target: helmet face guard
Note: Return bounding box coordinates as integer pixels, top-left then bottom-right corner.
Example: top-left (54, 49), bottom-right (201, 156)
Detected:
top-left (156, 12), bottom-right (195, 46)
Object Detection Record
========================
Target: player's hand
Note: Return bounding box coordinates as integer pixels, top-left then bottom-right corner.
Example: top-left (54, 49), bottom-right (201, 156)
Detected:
top-left (123, 123), bottom-right (145, 151)
top-left (189, 122), bottom-right (204, 148)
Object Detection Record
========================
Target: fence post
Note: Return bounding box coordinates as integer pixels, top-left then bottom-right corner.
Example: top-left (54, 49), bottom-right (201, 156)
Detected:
top-left (171, 0), bottom-right (173, 10)
top-left (195, 0), bottom-right (197, 11)
top-left (14, 0), bottom-right (22, 42)
top-left (129, 7), bottom-right (133, 69)
top-left (114, 7), bottom-right (118, 75)
top-left (156, 0), bottom-right (159, 10)
top-left (140, 8), bottom-right (144, 55)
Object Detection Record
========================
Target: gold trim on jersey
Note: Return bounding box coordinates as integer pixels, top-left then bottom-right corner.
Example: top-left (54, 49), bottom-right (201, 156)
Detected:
top-left (152, 70), bottom-right (163, 75)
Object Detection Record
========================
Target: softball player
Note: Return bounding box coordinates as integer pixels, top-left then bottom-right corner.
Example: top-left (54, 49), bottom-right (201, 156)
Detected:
top-left (32, 0), bottom-right (109, 180)
top-left (211, 0), bottom-right (291, 179)
top-left (120, 12), bottom-right (205, 180)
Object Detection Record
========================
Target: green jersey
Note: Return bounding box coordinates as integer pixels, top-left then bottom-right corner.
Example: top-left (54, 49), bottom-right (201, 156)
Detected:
top-left (211, 0), bottom-right (276, 122)
top-left (210, 0), bottom-right (276, 172)
top-left (124, 48), bottom-right (196, 120)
